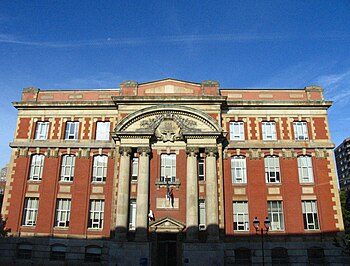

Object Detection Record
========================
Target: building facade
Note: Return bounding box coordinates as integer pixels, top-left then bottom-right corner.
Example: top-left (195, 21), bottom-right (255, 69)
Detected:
top-left (335, 138), bottom-right (350, 191)
top-left (0, 79), bottom-right (346, 265)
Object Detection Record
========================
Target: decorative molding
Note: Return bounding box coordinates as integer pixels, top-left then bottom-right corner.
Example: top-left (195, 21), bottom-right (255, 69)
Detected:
top-left (119, 147), bottom-right (132, 156)
top-left (205, 147), bottom-right (218, 156)
top-left (47, 148), bottom-right (59, 158)
top-left (315, 148), bottom-right (328, 159)
top-left (248, 148), bottom-right (262, 160)
top-left (17, 147), bottom-right (29, 158)
top-left (137, 147), bottom-right (151, 155)
top-left (282, 149), bottom-right (296, 159)
top-left (78, 148), bottom-right (90, 159)
top-left (186, 147), bottom-right (199, 156)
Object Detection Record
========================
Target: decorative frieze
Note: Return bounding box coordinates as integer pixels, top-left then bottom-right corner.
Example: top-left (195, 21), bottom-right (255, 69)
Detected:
top-left (315, 148), bottom-right (328, 159)
top-left (282, 149), bottom-right (296, 159)
top-left (248, 149), bottom-right (262, 160)
top-left (17, 147), bottom-right (29, 158)
top-left (78, 148), bottom-right (90, 159)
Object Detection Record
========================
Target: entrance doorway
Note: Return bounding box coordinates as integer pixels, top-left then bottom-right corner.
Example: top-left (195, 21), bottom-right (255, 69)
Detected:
top-left (156, 233), bottom-right (179, 266)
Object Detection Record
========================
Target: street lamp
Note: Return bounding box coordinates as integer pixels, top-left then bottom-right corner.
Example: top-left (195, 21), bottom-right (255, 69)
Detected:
top-left (253, 216), bottom-right (271, 266)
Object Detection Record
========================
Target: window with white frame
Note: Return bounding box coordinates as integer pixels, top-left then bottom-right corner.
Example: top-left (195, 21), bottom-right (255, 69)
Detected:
top-left (129, 199), bottom-right (136, 230)
top-left (264, 156), bottom-right (281, 183)
top-left (28, 154), bottom-right (45, 181)
top-left (64, 121), bottom-right (79, 140)
top-left (302, 200), bottom-right (319, 230)
top-left (267, 201), bottom-right (284, 231)
top-left (55, 199), bottom-right (71, 227)
top-left (198, 158), bottom-right (205, 181)
top-left (233, 201), bottom-right (249, 231)
top-left (22, 198), bottom-right (39, 226)
top-left (262, 121), bottom-right (277, 140)
top-left (160, 154), bottom-right (176, 182)
top-left (131, 157), bottom-right (138, 181)
top-left (293, 121), bottom-right (309, 140)
top-left (231, 156), bottom-right (247, 183)
top-left (199, 199), bottom-right (206, 230)
top-left (95, 121), bottom-right (110, 140)
top-left (60, 155), bottom-right (75, 182)
top-left (298, 156), bottom-right (314, 183)
top-left (34, 121), bottom-right (49, 140)
top-left (88, 200), bottom-right (104, 229)
top-left (92, 155), bottom-right (108, 182)
top-left (229, 121), bottom-right (245, 140)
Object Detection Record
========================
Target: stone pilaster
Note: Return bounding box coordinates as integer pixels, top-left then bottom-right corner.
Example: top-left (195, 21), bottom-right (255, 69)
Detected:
top-left (115, 147), bottom-right (132, 241)
top-left (186, 147), bottom-right (199, 241)
top-left (205, 147), bottom-right (219, 241)
top-left (135, 147), bottom-right (151, 241)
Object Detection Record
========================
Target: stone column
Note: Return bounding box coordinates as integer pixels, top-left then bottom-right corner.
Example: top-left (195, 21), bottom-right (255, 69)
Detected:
top-left (115, 147), bottom-right (132, 240)
top-left (186, 147), bottom-right (199, 241)
top-left (205, 147), bottom-right (219, 241)
top-left (135, 147), bottom-right (151, 241)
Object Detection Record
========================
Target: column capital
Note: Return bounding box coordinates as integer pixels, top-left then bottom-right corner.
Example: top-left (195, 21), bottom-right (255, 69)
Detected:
top-left (119, 147), bottom-right (132, 156)
top-left (137, 147), bottom-right (151, 156)
top-left (186, 147), bottom-right (199, 156)
top-left (205, 147), bottom-right (218, 157)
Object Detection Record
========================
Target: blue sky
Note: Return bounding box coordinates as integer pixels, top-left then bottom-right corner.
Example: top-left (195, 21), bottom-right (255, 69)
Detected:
top-left (0, 1), bottom-right (350, 168)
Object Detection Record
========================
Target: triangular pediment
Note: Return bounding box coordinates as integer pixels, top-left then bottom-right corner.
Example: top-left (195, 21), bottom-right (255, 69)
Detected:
top-left (138, 78), bottom-right (201, 95)
top-left (150, 216), bottom-right (186, 233)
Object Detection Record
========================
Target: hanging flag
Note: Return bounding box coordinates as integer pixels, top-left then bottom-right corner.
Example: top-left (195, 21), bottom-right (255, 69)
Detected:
top-left (166, 179), bottom-right (170, 200)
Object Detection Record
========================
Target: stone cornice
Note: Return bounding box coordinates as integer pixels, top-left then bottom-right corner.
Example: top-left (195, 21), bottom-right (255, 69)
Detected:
top-left (10, 140), bottom-right (115, 149)
top-left (226, 140), bottom-right (335, 149)
top-left (12, 101), bottom-right (116, 110)
top-left (225, 100), bottom-right (332, 109)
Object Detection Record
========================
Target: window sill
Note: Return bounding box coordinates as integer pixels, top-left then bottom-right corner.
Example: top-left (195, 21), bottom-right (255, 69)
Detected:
top-left (53, 226), bottom-right (69, 230)
top-left (59, 180), bottom-right (73, 184)
top-left (87, 228), bottom-right (103, 231)
top-left (155, 181), bottom-right (181, 189)
top-left (266, 183), bottom-right (282, 186)
top-left (91, 181), bottom-right (106, 185)
top-left (232, 182), bottom-right (247, 186)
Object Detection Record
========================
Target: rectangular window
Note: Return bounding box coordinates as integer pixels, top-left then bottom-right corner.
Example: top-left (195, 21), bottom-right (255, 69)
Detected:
top-left (88, 200), bottom-right (104, 229)
top-left (55, 199), bottom-right (71, 227)
top-left (262, 121), bottom-right (277, 140)
top-left (229, 121), bottom-right (245, 140)
top-left (160, 154), bottom-right (176, 182)
top-left (294, 121), bottom-right (309, 140)
top-left (231, 156), bottom-right (247, 183)
top-left (199, 200), bottom-right (206, 231)
top-left (302, 200), bottom-right (319, 230)
top-left (129, 199), bottom-right (136, 230)
top-left (298, 156), bottom-right (314, 183)
top-left (131, 157), bottom-right (139, 181)
top-left (267, 201), bottom-right (284, 230)
top-left (28, 154), bottom-right (45, 181)
top-left (34, 121), bottom-right (49, 140)
top-left (64, 121), bottom-right (79, 140)
top-left (96, 121), bottom-right (110, 140)
top-left (198, 158), bottom-right (205, 181)
top-left (92, 155), bottom-right (108, 182)
top-left (264, 156), bottom-right (281, 183)
top-left (233, 201), bottom-right (249, 231)
top-left (22, 198), bottom-right (39, 226)
top-left (60, 155), bottom-right (75, 182)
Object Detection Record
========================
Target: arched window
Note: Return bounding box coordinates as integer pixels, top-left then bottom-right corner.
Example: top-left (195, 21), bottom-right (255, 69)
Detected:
top-left (297, 156), bottom-right (314, 183)
top-left (60, 155), bottom-right (76, 182)
top-left (28, 154), bottom-right (45, 181)
top-left (85, 245), bottom-right (102, 262)
top-left (271, 247), bottom-right (289, 265)
top-left (264, 156), bottom-right (280, 183)
top-left (92, 155), bottom-right (108, 182)
top-left (231, 156), bottom-right (247, 183)
top-left (50, 244), bottom-right (66, 261)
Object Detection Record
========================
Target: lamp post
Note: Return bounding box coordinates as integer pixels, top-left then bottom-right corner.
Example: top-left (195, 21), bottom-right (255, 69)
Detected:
top-left (253, 216), bottom-right (271, 266)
